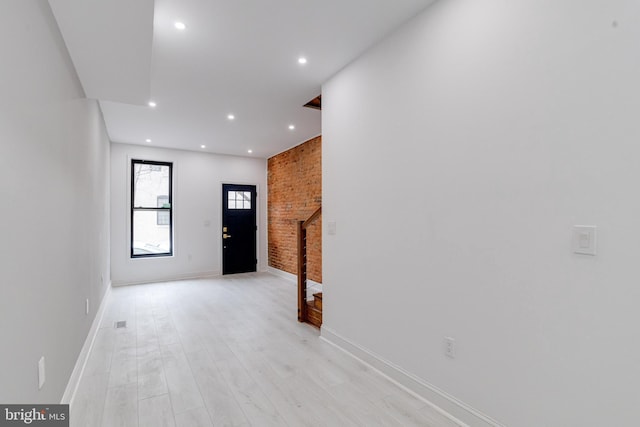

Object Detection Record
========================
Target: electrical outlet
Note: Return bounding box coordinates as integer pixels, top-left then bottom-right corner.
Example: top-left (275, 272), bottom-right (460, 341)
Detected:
top-left (444, 337), bottom-right (456, 359)
top-left (38, 357), bottom-right (45, 389)
top-left (85, 298), bottom-right (89, 315)
top-left (573, 225), bottom-right (597, 255)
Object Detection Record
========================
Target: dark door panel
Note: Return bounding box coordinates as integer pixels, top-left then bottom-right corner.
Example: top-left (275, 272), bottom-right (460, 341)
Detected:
top-left (222, 184), bottom-right (257, 274)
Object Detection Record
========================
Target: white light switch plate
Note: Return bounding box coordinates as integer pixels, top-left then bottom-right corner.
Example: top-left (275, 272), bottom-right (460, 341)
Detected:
top-left (327, 221), bottom-right (337, 235)
top-left (573, 225), bottom-right (597, 255)
top-left (444, 337), bottom-right (456, 358)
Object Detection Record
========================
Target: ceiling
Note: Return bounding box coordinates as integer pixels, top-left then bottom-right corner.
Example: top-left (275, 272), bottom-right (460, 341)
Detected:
top-left (48, 0), bottom-right (434, 159)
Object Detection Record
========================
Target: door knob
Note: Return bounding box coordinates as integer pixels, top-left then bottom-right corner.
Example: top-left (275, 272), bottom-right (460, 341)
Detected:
top-left (223, 233), bottom-right (232, 239)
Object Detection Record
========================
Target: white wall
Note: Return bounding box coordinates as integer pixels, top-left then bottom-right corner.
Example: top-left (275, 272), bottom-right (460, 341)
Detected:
top-left (110, 143), bottom-right (267, 285)
top-left (322, 1), bottom-right (640, 426)
top-left (0, 1), bottom-right (110, 403)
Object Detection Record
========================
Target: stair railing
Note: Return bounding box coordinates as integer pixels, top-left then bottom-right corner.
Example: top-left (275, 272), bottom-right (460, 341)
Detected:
top-left (298, 206), bottom-right (321, 324)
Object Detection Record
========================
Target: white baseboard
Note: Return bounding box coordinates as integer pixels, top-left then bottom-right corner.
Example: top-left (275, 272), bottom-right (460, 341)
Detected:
top-left (266, 266), bottom-right (296, 283)
top-left (61, 283), bottom-right (112, 406)
top-left (320, 327), bottom-right (504, 427)
top-left (266, 267), bottom-right (322, 296)
top-left (111, 270), bottom-right (221, 287)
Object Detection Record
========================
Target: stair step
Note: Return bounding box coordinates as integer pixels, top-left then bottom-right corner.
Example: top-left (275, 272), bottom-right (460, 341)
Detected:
top-left (312, 292), bottom-right (322, 310)
top-left (306, 301), bottom-right (322, 328)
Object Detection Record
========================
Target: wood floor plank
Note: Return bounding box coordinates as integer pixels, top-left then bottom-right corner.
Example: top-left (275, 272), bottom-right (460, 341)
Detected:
top-left (101, 383), bottom-right (138, 427)
top-left (160, 343), bottom-right (205, 415)
top-left (137, 353), bottom-right (168, 400)
top-left (108, 355), bottom-right (137, 388)
top-left (174, 407), bottom-right (213, 427)
top-left (113, 330), bottom-right (137, 359)
top-left (70, 372), bottom-right (109, 427)
top-left (138, 394), bottom-right (175, 427)
top-left (186, 349), bottom-right (250, 426)
top-left (215, 355), bottom-right (288, 426)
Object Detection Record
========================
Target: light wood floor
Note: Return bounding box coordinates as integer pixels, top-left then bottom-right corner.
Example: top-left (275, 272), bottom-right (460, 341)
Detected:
top-left (71, 272), bottom-right (460, 427)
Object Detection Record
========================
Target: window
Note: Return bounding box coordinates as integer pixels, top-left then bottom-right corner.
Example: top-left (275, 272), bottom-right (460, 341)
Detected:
top-left (227, 191), bottom-right (252, 209)
top-left (131, 160), bottom-right (173, 257)
top-left (157, 196), bottom-right (170, 225)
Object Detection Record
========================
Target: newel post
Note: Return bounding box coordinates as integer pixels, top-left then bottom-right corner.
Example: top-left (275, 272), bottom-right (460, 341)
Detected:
top-left (297, 220), bottom-right (307, 322)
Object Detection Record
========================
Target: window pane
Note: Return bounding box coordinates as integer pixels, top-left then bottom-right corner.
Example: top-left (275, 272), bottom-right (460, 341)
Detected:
top-left (227, 190), bottom-right (252, 210)
top-left (133, 211), bottom-right (171, 255)
top-left (157, 195), bottom-right (168, 208)
top-left (157, 211), bottom-right (170, 226)
top-left (156, 195), bottom-right (169, 225)
top-left (133, 163), bottom-right (170, 208)
top-left (227, 191), bottom-right (233, 209)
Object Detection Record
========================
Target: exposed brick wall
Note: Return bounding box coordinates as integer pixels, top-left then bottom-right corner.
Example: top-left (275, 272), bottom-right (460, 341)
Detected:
top-left (268, 136), bottom-right (322, 282)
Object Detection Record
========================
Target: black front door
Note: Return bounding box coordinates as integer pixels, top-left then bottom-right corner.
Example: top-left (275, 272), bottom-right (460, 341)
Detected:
top-left (222, 184), bottom-right (257, 274)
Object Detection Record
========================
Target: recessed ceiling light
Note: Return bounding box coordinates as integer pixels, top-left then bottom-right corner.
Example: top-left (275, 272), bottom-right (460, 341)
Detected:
top-left (148, 101), bottom-right (157, 108)
top-left (227, 114), bottom-right (235, 120)
top-left (298, 57), bottom-right (307, 65)
top-left (174, 22), bottom-right (186, 30)
top-left (200, 145), bottom-right (206, 149)
top-left (288, 124), bottom-right (295, 130)
top-left (247, 149), bottom-right (253, 154)
top-left (145, 139), bottom-right (152, 143)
